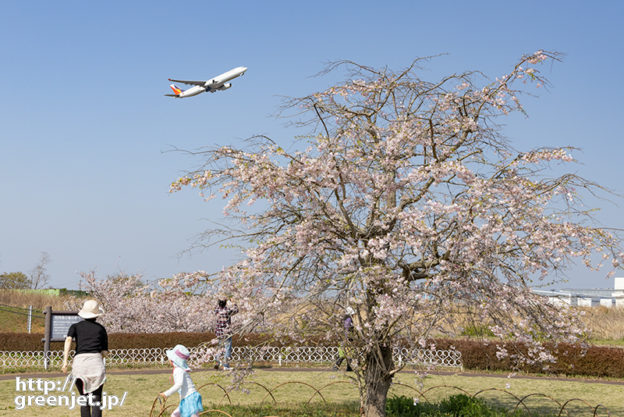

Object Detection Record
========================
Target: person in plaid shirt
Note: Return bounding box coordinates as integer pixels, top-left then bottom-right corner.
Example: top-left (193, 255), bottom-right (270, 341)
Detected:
top-left (214, 299), bottom-right (238, 370)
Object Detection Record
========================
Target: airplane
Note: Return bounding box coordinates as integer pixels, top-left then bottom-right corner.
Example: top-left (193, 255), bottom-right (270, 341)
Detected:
top-left (165, 66), bottom-right (248, 98)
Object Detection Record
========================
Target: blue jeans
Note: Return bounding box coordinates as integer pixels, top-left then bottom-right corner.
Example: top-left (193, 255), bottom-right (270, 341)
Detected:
top-left (218, 337), bottom-right (232, 368)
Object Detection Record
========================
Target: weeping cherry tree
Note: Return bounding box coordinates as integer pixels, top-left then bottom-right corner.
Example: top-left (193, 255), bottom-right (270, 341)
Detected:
top-left (171, 51), bottom-right (622, 417)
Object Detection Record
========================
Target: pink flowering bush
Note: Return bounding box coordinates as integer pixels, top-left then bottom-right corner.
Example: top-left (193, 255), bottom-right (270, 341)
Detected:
top-left (163, 51), bottom-right (622, 417)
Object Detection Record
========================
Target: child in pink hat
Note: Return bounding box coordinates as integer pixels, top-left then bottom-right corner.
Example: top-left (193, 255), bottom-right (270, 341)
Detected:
top-left (159, 344), bottom-right (203, 417)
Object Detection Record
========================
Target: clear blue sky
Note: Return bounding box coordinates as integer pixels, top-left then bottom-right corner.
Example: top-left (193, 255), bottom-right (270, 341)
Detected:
top-left (1, 0), bottom-right (622, 289)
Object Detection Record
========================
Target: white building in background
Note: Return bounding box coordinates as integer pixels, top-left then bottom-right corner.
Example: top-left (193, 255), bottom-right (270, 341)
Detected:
top-left (615, 277), bottom-right (624, 307)
top-left (532, 277), bottom-right (624, 308)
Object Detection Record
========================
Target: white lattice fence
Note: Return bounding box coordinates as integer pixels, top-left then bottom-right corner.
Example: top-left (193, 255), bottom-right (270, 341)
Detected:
top-left (0, 346), bottom-right (462, 369)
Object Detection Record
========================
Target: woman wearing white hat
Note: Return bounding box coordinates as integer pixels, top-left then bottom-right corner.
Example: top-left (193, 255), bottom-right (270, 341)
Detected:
top-left (62, 299), bottom-right (108, 417)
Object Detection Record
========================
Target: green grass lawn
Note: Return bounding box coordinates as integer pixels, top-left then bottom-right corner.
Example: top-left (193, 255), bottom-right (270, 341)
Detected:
top-left (0, 369), bottom-right (620, 416)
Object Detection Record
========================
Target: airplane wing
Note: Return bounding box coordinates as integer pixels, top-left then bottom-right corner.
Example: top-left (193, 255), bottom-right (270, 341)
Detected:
top-left (167, 78), bottom-right (206, 86)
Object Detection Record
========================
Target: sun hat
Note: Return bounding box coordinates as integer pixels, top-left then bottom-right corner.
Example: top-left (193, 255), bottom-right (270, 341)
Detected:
top-left (166, 344), bottom-right (191, 371)
top-left (78, 300), bottom-right (104, 319)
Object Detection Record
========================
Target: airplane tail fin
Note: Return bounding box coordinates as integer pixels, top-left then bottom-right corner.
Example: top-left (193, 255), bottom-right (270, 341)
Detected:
top-left (169, 84), bottom-right (183, 96)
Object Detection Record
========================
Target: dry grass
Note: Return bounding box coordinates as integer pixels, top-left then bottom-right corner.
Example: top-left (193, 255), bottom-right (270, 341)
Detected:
top-left (0, 290), bottom-right (84, 333)
top-left (580, 306), bottom-right (624, 342)
top-left (0, 290), bottom-right (80, 311)
top-left (419, 304), bottom-right (624, 343)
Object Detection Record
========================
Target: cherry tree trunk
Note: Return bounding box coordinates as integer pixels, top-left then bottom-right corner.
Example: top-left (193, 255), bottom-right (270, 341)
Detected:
top-left (360, 344), bottom-right (394, 417)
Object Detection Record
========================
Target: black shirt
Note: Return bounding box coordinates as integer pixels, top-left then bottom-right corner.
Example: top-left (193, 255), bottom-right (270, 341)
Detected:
top-left (67, 319), bottom-right (108, 354)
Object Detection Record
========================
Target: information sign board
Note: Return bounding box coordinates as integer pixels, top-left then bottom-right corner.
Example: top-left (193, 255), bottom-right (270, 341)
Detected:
top-left (42, 307), bottom-right (81, 369)
top-left (51, 313), bottom-right (82, 341)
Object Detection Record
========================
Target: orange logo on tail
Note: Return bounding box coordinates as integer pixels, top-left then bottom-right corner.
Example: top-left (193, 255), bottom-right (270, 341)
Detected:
top-left (169, 84), bottom-right (182, 95)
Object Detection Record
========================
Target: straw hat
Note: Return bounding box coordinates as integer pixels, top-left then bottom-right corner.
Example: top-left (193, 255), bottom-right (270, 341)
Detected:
top-left (166, 344), bottom-right (191, 371)
top-left (78, 299), bottom-right (104, 319)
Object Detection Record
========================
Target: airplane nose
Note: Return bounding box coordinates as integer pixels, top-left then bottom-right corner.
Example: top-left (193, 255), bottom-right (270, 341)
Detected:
top-left (241, 67), bottom-right (248, 73)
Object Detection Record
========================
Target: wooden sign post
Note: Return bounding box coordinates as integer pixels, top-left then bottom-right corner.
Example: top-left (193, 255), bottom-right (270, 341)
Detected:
top-left (42, 306), bottom-right (82, 370)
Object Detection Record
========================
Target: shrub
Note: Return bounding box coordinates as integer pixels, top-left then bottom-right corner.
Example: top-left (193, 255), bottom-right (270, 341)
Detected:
top-left (386, 395), bottom-right (419, 416)
top-left (433, 338), bottom-right (624, 378)
top-left (386, 394), bottom-right (536, 416)
top-left (0, 333), bottom-right (45, 351)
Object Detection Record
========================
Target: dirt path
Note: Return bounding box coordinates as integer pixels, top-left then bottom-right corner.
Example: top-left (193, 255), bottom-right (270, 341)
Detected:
top-left (1, 367), bottom-right (623, 385)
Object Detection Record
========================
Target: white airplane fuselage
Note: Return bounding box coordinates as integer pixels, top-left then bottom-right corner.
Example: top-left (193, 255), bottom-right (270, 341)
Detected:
top-left (179, 85), bottom-right (206, 98)
top-left (168, 66), bottom-right (247, 98)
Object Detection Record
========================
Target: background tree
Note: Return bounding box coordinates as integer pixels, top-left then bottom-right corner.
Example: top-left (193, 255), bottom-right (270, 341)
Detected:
top-left (0, 272), bottom-right (31, 289)
top-left (172, 51), bottom-right (622, 417)
top-left (29, 251), bottom-right (50, 289)
top-left (76, 271), bottom-right (224, 333)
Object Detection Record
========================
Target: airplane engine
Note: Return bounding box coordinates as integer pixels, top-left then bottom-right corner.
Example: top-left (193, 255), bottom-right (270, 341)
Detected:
top-left (218, 83), bottom-right (232, 91)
